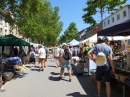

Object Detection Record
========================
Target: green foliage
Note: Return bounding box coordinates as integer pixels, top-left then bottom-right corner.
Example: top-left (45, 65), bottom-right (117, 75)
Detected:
top-left (82, 0), bottom-right (127, 26)
top-left (0, 0), bottom-right (63, 46)
top-left (58, 22), bottom-right (78, 44)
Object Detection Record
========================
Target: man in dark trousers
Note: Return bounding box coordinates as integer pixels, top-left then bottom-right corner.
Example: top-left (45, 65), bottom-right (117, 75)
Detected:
top-left (87, 36), bottom-right (115, 97)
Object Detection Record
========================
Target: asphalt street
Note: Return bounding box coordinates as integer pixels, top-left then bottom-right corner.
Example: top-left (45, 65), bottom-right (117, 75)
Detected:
top-left (0, 58), bottom-right (123, 97)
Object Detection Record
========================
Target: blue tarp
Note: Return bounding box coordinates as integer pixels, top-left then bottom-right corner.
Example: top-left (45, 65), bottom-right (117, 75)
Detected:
top-left (69, 39), bottom-right (79, 46)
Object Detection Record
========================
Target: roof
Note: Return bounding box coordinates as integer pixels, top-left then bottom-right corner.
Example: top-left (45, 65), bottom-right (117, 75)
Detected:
top-left (78, 28), bottom-right (88, 35)
top-left (98, 20), bottom-right (130, 36)
top-left (103, 4), bottom-right (130, 21)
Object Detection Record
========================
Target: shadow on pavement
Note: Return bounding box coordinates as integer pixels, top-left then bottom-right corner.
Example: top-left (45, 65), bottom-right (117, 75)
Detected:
top-left (47, 65), bottom-right (56, 68)
top-left (50, 72), bottom-right (59, 75)
top-left (76, 75), bottom-right (122, 97)
top-left (49, 76), bottom-right (60, 81)
top-left (0, 89), bottom-right (6, 92)
top-left (66, 92), bottom-right (87, 97)
top-left (25, 66), bottom-right (31, 68)
top-left (13, 73), bottom-right (28, 80)
top-left (31, 68), bottom-right (39, 71)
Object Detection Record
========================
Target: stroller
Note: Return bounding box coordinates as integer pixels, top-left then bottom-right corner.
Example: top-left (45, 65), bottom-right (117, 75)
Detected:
top-left (71, 59), bottom-right (84, 76)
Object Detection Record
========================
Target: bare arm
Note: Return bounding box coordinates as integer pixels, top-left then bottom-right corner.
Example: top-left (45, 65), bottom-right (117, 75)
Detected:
top-left (87, 50), bottom-right (94, 60)
top-left (59, 53), bottom-right (62, 62)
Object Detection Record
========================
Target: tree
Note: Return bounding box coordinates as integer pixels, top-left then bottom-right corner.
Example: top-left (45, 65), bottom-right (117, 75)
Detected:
top-left (82, 0), bottom-right (127, 26)
top-left (59, 22), bottom-right (78, 44)
top-left (0, 0), bottom-right (63, 45)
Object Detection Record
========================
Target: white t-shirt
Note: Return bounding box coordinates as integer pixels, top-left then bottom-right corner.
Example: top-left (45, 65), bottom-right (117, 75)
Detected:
top-left (54, 47), bottom-right (60, 57)
top-left (38, 48), bottom-right (46, 58)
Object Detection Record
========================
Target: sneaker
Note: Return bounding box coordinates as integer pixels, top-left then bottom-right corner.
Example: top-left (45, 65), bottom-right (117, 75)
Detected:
top-left (58, 77), bottom-right (62, 80)
top-left (0, 87), bottom-right (3, 91)
top-left (41, 69), bottom-right (44, 71)
top-left (95, 93), bottom-right (100, 97)
top-left (69, 79), bottom-right (71, 82)
top-left (38, 68), bottom-right (41, 72)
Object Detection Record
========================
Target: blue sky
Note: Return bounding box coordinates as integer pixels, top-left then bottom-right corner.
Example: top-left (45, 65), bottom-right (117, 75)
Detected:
top-left (49, 0), bottom-right (130, 36)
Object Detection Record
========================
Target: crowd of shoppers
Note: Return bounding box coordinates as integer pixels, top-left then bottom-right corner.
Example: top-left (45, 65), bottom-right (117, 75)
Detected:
top-left (0, 36), bottom-right (115, 97)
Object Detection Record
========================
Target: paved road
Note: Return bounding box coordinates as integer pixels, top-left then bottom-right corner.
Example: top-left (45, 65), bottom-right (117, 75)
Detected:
top-left (0, 58), bottom-right (122, 97)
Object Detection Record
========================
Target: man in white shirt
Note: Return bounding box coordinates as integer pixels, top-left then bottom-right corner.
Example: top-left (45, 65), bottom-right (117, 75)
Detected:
top-left (38, 45), bottom-right (46, 71)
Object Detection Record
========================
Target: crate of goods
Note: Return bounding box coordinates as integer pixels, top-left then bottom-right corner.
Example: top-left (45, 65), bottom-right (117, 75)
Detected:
top-left (3, 72), bottom-right (14, 81)
top-left (119, 75), bottom-right (129, 82)
top-left (125, 78), bottom-right (130, 85)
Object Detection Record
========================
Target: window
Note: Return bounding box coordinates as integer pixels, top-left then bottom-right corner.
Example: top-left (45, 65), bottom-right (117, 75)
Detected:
top-left (108, 20), bottom-right (110, 25)
top-left (123, 10), bottom-right (126, 17)
top-left (117, 14), bottom-right (120, 20)
top-left (112, 17), bottom-right (114, 22)
top-left (104, 22), bottom-right (106, 26)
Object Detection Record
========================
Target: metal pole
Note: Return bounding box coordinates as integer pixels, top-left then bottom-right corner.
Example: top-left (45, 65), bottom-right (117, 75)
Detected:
top-left (123, 85), bottom-right (125, 97)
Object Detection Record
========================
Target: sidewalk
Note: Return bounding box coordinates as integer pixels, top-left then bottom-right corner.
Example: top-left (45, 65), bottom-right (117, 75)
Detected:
top-left (0, 58), bottom-right (123, 97)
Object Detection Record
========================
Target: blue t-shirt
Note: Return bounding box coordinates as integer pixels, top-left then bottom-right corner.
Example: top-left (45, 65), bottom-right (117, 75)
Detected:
top-left (92, 43), bottom-right (113, 66)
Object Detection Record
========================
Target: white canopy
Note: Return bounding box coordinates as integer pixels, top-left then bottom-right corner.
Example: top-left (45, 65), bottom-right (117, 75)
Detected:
top-left (80, 34), bottom-right (130, 44)
top-left (30, 42), bottom-right (40, 47)
top-left (69, 39), bottom-right (79, 46)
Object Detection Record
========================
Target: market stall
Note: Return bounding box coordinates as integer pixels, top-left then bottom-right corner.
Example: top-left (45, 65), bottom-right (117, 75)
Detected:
top-left (0, 34), bottom-right (30, 82)
top-left (97, 20), bottom-right (130, 97)
top-left (69, 39), bottom-right (79, 46)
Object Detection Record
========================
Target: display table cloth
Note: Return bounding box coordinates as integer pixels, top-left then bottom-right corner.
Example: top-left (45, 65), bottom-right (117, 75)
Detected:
top-left (2, 57), bottom-right (21, 63)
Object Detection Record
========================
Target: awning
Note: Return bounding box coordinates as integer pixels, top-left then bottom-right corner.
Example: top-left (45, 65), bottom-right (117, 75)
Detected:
top-left (98, 20), bottom-right (130, 36)
top-left (0, 34), bottom-right (30, 46)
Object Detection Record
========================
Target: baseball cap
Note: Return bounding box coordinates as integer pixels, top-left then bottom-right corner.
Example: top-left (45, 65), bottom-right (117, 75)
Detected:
top-left (62, 43), bottom-right (68, 46)
top-left (102, 36), bottom-right (109, 41)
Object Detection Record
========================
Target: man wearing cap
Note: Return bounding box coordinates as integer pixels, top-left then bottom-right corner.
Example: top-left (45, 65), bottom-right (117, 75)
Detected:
top-left (59, 43), bottom-right (72, 82)
top-left (87, 36), bottom-right (115, 97)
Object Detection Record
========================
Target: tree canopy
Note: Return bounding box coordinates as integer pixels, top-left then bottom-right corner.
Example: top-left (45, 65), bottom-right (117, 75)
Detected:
top-left (0, 0), bottom-right (63, 45)
top-left (58, 22), bottom-right (78, 44)
top-left (82, 0), bottom-right (127, 26)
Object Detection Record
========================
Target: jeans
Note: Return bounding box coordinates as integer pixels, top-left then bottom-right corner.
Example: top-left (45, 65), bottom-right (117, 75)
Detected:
top-left (61, 61), bottom-right (71, 71)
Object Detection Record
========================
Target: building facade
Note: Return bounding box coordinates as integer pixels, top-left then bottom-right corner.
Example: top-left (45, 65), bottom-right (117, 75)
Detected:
top-left (0, 9), bottom-right (23, 38)
top-left (92, 23), bottom-right (102, 35)
top-left (103, 4), bottom-right (130, 29)
top-left (0, 9), bottom-right (9, 36)
top-left (79, 28), bottom-right (87, 41)
top-left (86, 26), bottom-right (93, 39)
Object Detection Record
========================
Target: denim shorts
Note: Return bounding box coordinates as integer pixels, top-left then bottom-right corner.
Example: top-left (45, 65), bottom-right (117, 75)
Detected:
top-left (61, 61), bottom-right (71, 71)
top-left (96, 65), bottom-right (111, 82)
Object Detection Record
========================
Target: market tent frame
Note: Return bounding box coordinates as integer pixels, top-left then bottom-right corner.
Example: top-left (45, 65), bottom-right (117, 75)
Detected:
top-left (69, 39), bottom-right (79, 46)
top-left (0, 34), bottom-right (30, 56)
top-left (98, 20), bottom-right (130, 36)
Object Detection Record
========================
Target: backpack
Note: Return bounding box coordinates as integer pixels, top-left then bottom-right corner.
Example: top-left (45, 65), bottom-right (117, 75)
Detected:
top-left (95, 46), bottom-right (107, 66)
top-left (54, 48), bottom-right (59, 57)
top-left (63, 49), bottom-right (71, 60)
top-left (30, 52), bottom-right (35, 59)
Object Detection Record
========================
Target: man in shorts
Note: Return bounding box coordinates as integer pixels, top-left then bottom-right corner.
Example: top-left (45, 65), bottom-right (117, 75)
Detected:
top-left (87, 36), bottom-right (115, 97)
top-left (59, 43), bottom-right (72, 82)
top-left (54, 44), bottom-right (60, 68)
top-left (38, 45), bottom-right (46, 71)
